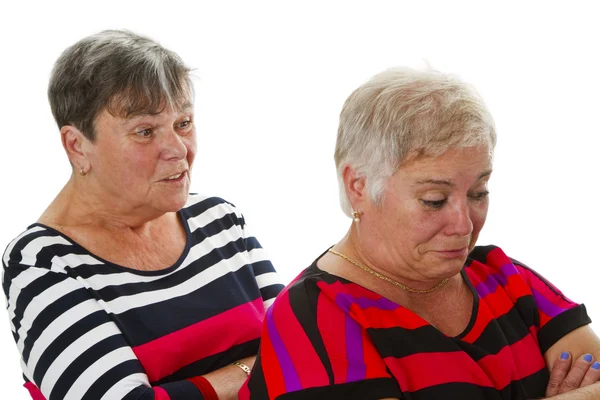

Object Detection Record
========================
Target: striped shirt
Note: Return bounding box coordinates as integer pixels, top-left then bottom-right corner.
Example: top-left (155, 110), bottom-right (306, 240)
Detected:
top-left (2, 195), bottom-right (284, 400)
top-left (242, 245), bottom-right (591, 400)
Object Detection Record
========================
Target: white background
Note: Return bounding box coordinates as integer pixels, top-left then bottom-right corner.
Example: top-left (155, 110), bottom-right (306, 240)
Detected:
top-left (1, 1), bottom-right (599, 398)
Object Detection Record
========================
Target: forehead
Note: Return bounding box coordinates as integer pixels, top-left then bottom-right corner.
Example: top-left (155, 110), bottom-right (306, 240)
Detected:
top-left (400, 146), bottom-right (492, 179)
top-left (105, 88), bottom-right (194, 118)
top-left (110, 100), bottom-right (193, 119)
top-left (94, 102), bottom-right (194, 132)
top-left (121, 100), bottom-right (194, 119)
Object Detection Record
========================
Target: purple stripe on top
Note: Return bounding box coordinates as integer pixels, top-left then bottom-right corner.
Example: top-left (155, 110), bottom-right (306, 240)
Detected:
top-left (500, 262), bottom-right (520, 276)
top-left (345, 314), bottom-right (366, 382)
top-left (334, 293), bottom-right (399, 313)
top-left (332, 292), bottom-right (390, 382)
top-left (532, 287), bottom-right (569, 318)
top-left (474, 262), bottom-right (520, 298)
top-left (265, 304), bottom-right (302, 391)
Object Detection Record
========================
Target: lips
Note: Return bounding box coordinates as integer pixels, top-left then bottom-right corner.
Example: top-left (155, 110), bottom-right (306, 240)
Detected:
top-left (165, 172), bottom-right (184, 180)
top-left (162, 170), bottom-right (187, 182)
top-left (435, 247), bottom-right (469, 258)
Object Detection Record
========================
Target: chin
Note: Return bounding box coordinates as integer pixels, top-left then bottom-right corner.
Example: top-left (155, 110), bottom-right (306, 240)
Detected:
top-left (156, 193), bottom-right (190, 213)
top-left (427, 257), bottom-right (467, 278)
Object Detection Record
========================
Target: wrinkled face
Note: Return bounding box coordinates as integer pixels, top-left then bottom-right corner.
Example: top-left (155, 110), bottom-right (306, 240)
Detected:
top-left (85, 102), bottom-right (196, 214)
top-left (362, 146), bottom-right (492, 279)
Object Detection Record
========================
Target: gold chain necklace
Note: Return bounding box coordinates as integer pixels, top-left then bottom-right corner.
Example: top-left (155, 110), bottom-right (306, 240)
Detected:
top-left (327, 249), bottom-right (450, 294)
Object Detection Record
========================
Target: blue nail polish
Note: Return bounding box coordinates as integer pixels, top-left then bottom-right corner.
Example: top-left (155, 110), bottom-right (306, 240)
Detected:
top-left (560, 352), bottom-right (569, 360)
top-left (584, 354), bottom-right (593, 363)
top-left (592, 362), bottom-right (600, 370)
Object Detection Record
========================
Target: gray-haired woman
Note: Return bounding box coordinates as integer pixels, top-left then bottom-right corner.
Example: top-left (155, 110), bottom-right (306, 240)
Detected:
top-left (243, 68), bottom-right (600, 400)
top-left (2, 30), bottom-right (284, 400)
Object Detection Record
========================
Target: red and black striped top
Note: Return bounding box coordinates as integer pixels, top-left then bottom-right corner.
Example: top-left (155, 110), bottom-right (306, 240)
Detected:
top-left (241, 245), bottom-right (590, 400)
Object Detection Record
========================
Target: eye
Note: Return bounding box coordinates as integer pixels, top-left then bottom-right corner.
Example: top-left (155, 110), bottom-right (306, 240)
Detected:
top-left (176, 118), bottom-right (193, 132)
top-left (420, 198), bottom-right (447, 209)
top-left (469, 190), bottom-right (489, 203)
top-left (135, 128), bottom-right (153, 138)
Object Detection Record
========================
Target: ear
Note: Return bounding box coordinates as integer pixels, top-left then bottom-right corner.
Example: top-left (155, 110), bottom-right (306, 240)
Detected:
top-left (61, 125), bottom-right (91, 173)
top-left (342, 164), bottom-right (367, 211)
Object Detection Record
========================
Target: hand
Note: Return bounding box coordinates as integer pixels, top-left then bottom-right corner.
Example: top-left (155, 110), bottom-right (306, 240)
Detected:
top-left (546, 352), bottom-right (600, 397)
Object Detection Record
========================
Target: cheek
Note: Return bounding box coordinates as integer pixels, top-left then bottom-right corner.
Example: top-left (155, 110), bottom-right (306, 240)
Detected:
top-left (107, 147), bottom-right (158, 188)
top-left (412, 213), bottom-right (448, 242)
top-left (395, 202), bottom-right (447, 244)
top-left (471, 202), bottom-right (489, 235)
top-left (185, 136), bottom-right (197, 165)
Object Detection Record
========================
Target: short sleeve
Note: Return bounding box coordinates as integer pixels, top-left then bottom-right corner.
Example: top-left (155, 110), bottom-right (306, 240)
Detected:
top-left (512, 260), bottom-right (591, 353)
top-left (240, 274), bottom-right (402, 400)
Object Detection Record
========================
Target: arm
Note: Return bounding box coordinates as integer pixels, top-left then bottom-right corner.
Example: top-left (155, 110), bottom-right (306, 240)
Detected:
top-left (510, 259), bottom-right (599, 398)
top-left (543, 326), bottom-right (600, 397)
top-left (3, 262), bottom-right (249, 400)
top-left (542, 382), bottom-right (600, 399)
top-left (205, 356), bottom-right (256, 400)
top-left (545, 326), bottom-right (600, 374)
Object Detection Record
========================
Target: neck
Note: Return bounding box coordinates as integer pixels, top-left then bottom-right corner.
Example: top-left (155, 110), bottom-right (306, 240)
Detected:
top-left (335, 226), bottom-right (460, 304)
top-left (40, 175), bottom-right (167, 230)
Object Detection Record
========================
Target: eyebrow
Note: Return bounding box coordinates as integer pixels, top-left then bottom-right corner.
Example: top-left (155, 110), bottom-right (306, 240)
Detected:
top-left (413, 170), bottom-right (493, 187)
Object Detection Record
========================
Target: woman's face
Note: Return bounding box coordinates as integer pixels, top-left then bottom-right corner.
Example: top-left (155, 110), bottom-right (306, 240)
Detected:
top-left (359, 146), bottom-right (492, 280)
top-left (84, 102), bottom-right (197, 214)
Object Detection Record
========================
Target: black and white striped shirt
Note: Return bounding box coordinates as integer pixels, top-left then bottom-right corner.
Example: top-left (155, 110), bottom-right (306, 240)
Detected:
top-left (2, 194), bottom-right (284, 399)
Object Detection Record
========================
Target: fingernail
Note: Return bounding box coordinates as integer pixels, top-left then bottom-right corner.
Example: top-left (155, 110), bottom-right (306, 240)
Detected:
top-left (561, 352), bottom-right (570, 360)
top-left (592, 362), bottom-right (600, 370)
top-left (584, 354), bottom-right (593, 363)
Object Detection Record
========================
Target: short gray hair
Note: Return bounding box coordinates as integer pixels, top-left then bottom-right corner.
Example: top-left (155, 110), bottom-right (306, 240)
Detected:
top-left (48, 30), bottom-right (192, 140)
top-left (334, 67), bottom-right (497, 217)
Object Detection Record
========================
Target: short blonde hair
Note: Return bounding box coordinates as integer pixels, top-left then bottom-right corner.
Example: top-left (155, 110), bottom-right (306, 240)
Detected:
top-left (334, 67), bottom-right (496, 217)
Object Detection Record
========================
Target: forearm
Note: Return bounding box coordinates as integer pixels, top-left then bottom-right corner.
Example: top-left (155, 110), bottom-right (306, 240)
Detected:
top-left (122, 356), bottom-right (255, 400)
top-left (540, 382), bottom-right (600, 399)
top-left (204, 356), bottom-right (255, 400)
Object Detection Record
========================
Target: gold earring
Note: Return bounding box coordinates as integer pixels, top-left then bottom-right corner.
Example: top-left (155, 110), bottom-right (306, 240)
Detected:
top-left (352, 210), bottom-right (361, 222)
top-left (79, 168), bottom-right (86, 176)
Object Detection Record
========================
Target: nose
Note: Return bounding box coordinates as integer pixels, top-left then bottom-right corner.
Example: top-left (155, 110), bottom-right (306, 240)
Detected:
top-left (447, 200), bottom-right (473, 238)
top-left (160, 127), bottom-right (187, 161)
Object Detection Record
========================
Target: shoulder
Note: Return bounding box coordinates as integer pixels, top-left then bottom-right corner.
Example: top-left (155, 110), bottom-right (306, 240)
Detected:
top-left (467, 244), bottom-right (554, 286)
top-left (2, 224), bottom-right (72, 271)
top-left (466, 244), bottom-right (580, 313)
top-left (467, 244), bottom-right (533, 280)
top-left (467, 244), bottom-right (513, 268)
top-left (2, 225), bottom-right (89, 309)
top-left (181, 193), bottom-right (246, 227)
top-left (183, 193), bottom-right (241, 214)
top-left (269, 259), bottom-right (376, 320)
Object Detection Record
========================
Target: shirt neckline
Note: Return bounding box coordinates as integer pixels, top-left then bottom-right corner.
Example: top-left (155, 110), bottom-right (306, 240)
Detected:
top-left (309, 248), bottom-right (481, 340)
top-left (29, 209), bottom-right (193, 276)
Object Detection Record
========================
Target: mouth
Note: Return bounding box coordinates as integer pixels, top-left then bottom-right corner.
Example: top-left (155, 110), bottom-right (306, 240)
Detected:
top-left (434, 247), bottom-right (469, 258)
top-left (162, 170), bottom-right (187, 183)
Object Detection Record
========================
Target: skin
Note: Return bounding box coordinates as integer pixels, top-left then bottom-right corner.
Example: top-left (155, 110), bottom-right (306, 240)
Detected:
top-left (542, 326), bottom-right (600, 398)
top-left (41, 103), bottom-right (198, 270)
top-left (38, 99), bottom-right (253, 398)
top-left (320, 146), bottom-right (491, 336)
top-left (317, 145), bottom-right (600, 399)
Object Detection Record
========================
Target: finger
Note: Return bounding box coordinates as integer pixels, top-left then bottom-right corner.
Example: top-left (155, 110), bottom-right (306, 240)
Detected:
top-left (580, 361), bottom-right (600, 387)
top-left (546, 352), bottom-right (572, 397)
top-left (560, 353), bottom-right (594, 394)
